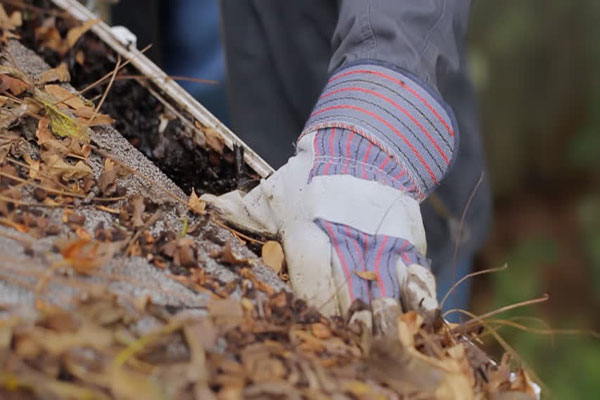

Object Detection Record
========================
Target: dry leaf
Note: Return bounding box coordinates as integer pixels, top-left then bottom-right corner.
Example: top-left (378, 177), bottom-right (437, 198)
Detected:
top-left (311, 323), bottom-right (332, 339)
top-left (397, 311), bottom-right (423, 348)
top-left (58, 238), bottom-right (115, 274)
top-left (75, 50), bottom-right (85, 65)
top-left (0, 217), bottom-right (29, 233)
top-left (38, 63), bottom-right (70, 84)
top-left (261, 240), bottom-right (284, 274)
top-left (28, 160), bottom-right (41, 179)
top-left (76, 113), bottom-right (114, 126)
top-left (205, 127), bottom-right (225, 154)
top-left (43, 153), bottom-right (92, 181)
top-left (131, 195), bottom-right (145, 228)
top-left (0, 5), bottom-right (22, 31)
top-left (0, 74), bottom-right (30, 96)
top-left (35, 92), bottom-right (92, 142)
top-left (218, 242), bottom-right (248, 264)
top-left (98, 158), bottom-right (119, 194)
top-left (35, 116), bottom-right (54, 145)
top-left (35, 25), bottom-right (64, 53)
top-left (44, 84), bottom-right (87, 110)
top-left (66, 19), bottom-right (99, 49)
top-left (355, 270), bottom-right (378, 281)
top-left (195, 121), bottom-right (225, 154)
top-left (189, 189), bottom-right (206, 214)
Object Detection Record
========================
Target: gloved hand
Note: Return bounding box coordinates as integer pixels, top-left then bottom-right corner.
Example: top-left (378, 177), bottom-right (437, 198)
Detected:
top-left (203, 64), bottom-right (456, 332)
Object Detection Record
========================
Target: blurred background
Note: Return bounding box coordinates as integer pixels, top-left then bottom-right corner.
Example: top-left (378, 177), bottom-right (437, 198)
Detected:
top-left (104, 0), bottom-right (600, 397)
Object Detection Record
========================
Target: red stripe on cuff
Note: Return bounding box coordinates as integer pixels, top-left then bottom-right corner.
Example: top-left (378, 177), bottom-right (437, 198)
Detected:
top-left (321, 86), bottom-right (449, 164)
top-left (311, 104), bottom-right (438, 184)
top-left (329, 69), bottom-right (454, 137)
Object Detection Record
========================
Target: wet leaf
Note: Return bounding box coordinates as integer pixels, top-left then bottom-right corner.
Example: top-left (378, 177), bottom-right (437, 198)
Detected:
top-left (261, 240), bottom-right (284, 273)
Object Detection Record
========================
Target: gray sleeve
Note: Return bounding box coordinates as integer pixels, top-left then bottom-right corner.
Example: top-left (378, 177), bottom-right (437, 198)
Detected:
top-left (330, 0), bottom-right (472, 88)
top-left (302, 0), bottom-right (471, 196)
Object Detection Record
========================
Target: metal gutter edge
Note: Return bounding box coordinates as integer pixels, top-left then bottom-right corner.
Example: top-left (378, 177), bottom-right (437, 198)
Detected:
top-left (50, 0), bottom-right (274, 179)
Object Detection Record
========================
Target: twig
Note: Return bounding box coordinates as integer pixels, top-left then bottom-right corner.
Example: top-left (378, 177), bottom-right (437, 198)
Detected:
top-left (121, 210), bottom-right (162, 262)
top-left (0, 170), bottom-right (86, 198)
top-left (440, 264), bottom-right (508, 309)
top-left (116, 74), bottom-right (219, 85)
top-left (87, 54), bottom-right (121, 125)
top-left (448, 294), bottom-right (550, 332)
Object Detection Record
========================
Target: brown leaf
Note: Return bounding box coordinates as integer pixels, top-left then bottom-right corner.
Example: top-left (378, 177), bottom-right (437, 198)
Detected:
top-left (397, 311), bottom-right (423, 348)
top-left (261, 240), bottom-right (284, 274)
top-left (311, 323), bottom-right (332, 339)
top-left (355, 270), bottom-right (378, 281)
top-left (195, 121), bottom-right (225, 155)
top-left (174, 243), bottom-right (197, 268)
top-left (44, 84), bottom-right (87, 110)
top-left (66, 19), bottom-right (99, 49)
top-left (0, 74), bottom-right (30, 95)
top-left (189, 189), bottom-right (206, 215)
top-left (27, 159), bottom-right (41, 179)
top-left (0, 5), bottom-right (22, 31)
top-left (76, 113), bottom-right (115, 126)
top-left (35, 25), bottom-right (64, 53)
top-left (35, 116), bottom-right (54, 145)
top-left (38, 63), bottom-right (70, 84)
top-left (98, 159), bottom-right (119, 194)
top-left (219, 241), bottom-right (248, 265)
top-left (131, 195), bottom-right (145, 228)
top-left (43, 153), bottom-right (92, 182)
top-left (0, 217), bottom-right (29, 233)
top-left (207, 298), bottom-right (244, 329)
top-left (58, 238), bottom-right (115, 274)
top-left (75, 50), bottom-right (85, 65)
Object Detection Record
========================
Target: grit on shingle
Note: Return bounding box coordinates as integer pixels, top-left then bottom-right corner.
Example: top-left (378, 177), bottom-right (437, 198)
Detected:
top-left (0, 40), bottom-right (287, 316)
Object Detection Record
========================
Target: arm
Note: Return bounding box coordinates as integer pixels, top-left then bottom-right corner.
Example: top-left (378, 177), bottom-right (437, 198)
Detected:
top-left (303, 0), bottom-right (471, 199)
top-left (204, 1), bottom-right (472, 330)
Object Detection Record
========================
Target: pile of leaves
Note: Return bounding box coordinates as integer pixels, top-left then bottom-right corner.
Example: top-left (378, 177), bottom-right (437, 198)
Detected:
top-left (0, 2), bottom-right (541, 399)
top-left (0, 290), bottom-right (541, 400)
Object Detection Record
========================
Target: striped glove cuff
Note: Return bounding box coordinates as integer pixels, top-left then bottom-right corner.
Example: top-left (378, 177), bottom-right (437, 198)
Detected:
top-left (301, 62), bottom-right (458, 200)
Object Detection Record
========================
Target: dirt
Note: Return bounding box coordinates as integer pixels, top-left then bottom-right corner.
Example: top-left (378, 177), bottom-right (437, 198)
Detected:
top-left (15, 0), bottom-right (254, 195)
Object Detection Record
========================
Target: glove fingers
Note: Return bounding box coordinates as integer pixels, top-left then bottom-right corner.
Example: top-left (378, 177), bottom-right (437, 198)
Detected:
top-left (372, 298), bottom-right (402, 337)
top-left (283, 221), bottom-right (346, 317)
top-left (201, 185), bottom-right (279, 238)
top-left (400, 263), bottom-right (439, 313)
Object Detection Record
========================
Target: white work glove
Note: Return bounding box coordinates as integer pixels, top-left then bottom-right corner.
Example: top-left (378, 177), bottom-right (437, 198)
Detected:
top-left (202, 129), bottom-right (438, 324)
top-left (203, 63), bottom-right (458, 332)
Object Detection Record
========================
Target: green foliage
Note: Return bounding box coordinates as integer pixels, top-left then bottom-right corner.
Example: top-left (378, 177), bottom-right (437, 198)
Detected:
top-left (578, 196), bottom-right (600, 303)
top-left (492, 237), bottom-right (559, 314)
